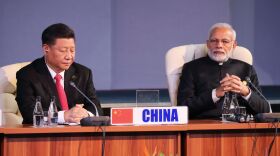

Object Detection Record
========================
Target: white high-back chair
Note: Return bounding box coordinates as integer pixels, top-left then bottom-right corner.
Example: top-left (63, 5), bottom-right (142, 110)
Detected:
top-left (165, 44), bottom-right (252, 106)
top-left (0, 62), bottom-right (30, 125)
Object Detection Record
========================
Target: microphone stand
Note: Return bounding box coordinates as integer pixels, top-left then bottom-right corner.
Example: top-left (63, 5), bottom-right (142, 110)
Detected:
top-left (244, 77), bottom-right (280, 122)
top-left (69, 81), bottom-right (110, 126)
top-left (245, 77), bottom-right (272, 113)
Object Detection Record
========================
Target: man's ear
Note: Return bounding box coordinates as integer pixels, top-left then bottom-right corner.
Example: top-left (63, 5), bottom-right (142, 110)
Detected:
top-left (42, 44), bottom-right (49, 55)
top-left (206, 40), bottom-right (210, 49)
top-left (233, 40), bottom-right (237, 49)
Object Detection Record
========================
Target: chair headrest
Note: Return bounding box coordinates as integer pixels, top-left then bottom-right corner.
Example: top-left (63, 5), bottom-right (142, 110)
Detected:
top-left (0, 62), bottom-right (30, 94)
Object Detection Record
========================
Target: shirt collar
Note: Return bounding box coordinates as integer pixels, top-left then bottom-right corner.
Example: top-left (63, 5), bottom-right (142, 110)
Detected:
top-left (46, 64), bottom-right (65, 80)
top-left (206, 55), bottom-right (232, 66)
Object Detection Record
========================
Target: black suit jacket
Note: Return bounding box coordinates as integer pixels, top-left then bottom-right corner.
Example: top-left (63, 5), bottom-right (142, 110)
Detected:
top-left (16, 57), bottom-right (103, 124)
top-left (177, 56), bottom-right (270, 119)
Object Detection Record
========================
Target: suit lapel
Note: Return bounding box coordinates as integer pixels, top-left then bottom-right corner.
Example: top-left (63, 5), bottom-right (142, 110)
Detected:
top-left (34, 57), bottom-right (62, 110)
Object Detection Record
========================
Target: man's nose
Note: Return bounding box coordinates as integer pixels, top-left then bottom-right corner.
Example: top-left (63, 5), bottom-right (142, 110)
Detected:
top-left (216, 41), bottom-right (223, 47)
top-left (65, 51), bottom-right (73, 59)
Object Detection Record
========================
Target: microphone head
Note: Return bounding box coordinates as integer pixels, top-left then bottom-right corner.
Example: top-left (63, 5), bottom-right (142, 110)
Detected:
top-left (69, 81), bottom-right (76, 87)
top-left (245, 76), bottom-right (251, 83)
top-left (71, 75), bottom-right (77, 81)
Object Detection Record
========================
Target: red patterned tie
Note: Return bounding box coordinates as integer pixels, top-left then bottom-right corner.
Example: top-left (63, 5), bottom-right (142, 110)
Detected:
top-left (54, 74), bottom-right (69, 110)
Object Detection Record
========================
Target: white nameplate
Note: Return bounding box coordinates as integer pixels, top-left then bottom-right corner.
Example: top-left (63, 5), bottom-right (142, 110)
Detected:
top-left (111, 106), bottom-right (188, 125)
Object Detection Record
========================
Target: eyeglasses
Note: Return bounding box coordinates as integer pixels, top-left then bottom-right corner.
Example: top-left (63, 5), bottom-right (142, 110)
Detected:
top-left (209, 39), bottom-right (233, 46)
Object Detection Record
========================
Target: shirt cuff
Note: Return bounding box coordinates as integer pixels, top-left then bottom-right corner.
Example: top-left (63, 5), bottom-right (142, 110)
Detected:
top-left (212, 89), bottom-right (220, 103)
top-left (242, 88), bottom-right (251, 101)
top-left (58, 111), bottom-right (66, 123)
top-left (58, 111), bottom-right (95, 124)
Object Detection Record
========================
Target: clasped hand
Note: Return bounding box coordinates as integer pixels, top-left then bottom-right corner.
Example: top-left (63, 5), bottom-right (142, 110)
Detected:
top-left (216, 74), bottom-right (250, 98)
top-left (64, 104), bottom-right (89, 123)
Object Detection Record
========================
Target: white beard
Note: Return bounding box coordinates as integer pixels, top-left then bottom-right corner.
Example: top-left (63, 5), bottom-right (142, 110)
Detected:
top-left (208, 47), bottom-right (233, 63)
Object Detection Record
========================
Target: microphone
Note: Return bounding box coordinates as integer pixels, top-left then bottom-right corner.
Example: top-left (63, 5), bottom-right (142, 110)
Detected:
top-left (69, 81), bottom-right (109, 126)
top-left (245, 76), bottom-right (272, 113)
top-left (71, 75), bottom-right (77, 81)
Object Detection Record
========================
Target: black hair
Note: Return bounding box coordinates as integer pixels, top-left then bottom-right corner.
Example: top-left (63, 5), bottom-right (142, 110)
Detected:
top-left (41, 23), bottom-right (75, 45)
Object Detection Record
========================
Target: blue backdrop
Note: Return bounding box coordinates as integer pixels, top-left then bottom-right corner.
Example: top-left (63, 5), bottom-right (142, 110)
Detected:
top-left (0, 0), bottom-right (279, 90)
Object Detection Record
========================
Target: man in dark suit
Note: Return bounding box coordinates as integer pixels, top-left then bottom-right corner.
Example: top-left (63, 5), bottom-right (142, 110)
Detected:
top-left (16, 23), bottom-right (103, 124)
top-left (177, 23), bottom-right (270, 119)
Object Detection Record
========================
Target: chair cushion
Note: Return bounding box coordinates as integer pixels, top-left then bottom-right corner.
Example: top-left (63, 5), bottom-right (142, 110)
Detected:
top-left (2, 113), bottom-right (23, 125)
top-left (0, 93), bottom-right (20, 114)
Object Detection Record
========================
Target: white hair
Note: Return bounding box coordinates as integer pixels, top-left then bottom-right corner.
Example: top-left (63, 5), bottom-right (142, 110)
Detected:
top-left (208, 23), bottom-right (236, 40)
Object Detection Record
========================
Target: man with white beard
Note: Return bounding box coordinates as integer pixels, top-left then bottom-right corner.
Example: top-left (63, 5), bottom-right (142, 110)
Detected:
top-left (177, 23), bottom-right (270, 119)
